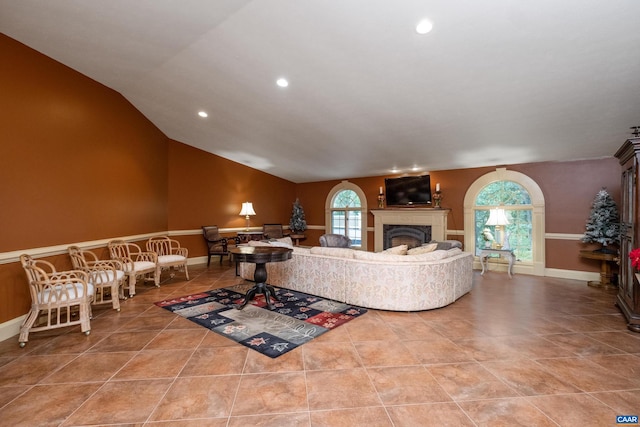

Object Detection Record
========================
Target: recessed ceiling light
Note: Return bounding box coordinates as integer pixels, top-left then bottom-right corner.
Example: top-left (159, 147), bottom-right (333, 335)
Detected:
top-left (416, 19), bottom-right (433, 35)
top-left (198, 111), bottom-right (208, 118)
top-left (276, 78), bottom-right (289, 88)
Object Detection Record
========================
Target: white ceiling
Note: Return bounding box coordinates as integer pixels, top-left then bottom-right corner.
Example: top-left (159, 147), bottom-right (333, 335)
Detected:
top-left (2, 0), bottom-right (639, 183)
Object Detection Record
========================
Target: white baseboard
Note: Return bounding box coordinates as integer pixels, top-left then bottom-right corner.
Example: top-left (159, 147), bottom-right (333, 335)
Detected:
top-left (0, 315), bottom-right (25, 343)
top-left (188, 256), bottom-right (208, 265)
top-left (544, 268), bottom-right (601, 282)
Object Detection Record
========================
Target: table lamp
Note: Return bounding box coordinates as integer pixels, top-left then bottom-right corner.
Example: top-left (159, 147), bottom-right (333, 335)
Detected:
top-left (239, 202), bottom-right (256, 231)
top-left (486, 208), bottom-right (509, 249)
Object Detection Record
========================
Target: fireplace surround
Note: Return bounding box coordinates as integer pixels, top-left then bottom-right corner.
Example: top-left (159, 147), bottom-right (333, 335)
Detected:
top-left (372, 208), bottom-right (449, 252)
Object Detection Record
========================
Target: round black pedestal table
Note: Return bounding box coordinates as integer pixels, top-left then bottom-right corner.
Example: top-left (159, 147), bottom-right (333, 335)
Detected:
top-left (230, 246), bottom-right (293, 310)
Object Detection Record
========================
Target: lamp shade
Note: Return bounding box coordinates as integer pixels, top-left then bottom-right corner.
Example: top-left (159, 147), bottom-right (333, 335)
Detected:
top-left (239, 202), bottom-right (256, 216)
top-left (486, 208), bottom-right (509, 226)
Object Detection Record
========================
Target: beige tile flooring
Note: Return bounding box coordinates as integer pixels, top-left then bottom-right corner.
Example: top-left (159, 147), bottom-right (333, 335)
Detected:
top-left (1, 263), bottom-right (640, 426)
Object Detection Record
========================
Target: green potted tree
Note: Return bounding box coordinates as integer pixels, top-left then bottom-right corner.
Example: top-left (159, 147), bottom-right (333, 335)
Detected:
top-left (289, 198), bottom-right (307, 245)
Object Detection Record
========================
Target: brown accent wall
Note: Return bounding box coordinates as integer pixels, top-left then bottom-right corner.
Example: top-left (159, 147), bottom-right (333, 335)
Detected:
top-left (0, 35), bottom-right (170, 323)
top-left (0, 34), bottom-right (169, 250)
top-left (296, 158), bottom-right (621, 271)
top-left (167, 140), bottom-right (296, 258)
top-left (0, 35), bottom-right (297, 324)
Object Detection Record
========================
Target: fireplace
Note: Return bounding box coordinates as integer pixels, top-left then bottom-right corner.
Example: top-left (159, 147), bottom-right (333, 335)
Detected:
top-left (383, 225), bottom-right (431, 249)
top-left (371, 208), bottom-right (448, 252)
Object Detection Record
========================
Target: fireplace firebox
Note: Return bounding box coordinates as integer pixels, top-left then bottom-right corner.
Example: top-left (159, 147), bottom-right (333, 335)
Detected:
top-left (371, 208), bottom-right (449, 252)
top-left (383, 225), bottom-right (431, 249)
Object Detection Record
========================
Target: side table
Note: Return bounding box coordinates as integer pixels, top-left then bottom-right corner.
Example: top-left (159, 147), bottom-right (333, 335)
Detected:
top-left (579, 250), bottom-right (619, 290)
top-left (480, 248), bottom-right (516, 278)
top-left (289, 234), bottom-right (306, 246)
top-left (230, 246), bottom-right (293, 310)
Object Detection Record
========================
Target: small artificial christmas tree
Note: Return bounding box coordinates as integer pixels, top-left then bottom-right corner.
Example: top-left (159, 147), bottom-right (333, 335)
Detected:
top-left (289, 198), bottom-right (307, 233)
top-left (582, 188), bottom-right (621, 253)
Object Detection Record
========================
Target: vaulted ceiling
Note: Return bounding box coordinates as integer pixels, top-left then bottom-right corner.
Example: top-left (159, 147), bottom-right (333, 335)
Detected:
top-left (2, 0), bottom-right (639, 182)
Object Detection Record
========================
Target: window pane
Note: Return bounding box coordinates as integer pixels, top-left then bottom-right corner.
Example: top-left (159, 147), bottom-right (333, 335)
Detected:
top-left (505, 209), bottom-right (532, 261)
top-left (474, 210), bottom-right (492, 255)
top-left (476, 181), bottom-right (531, 206)
top-left (475, 180), bottom-right (533, 262)
top-left (332, 211), bottom-right (345, 234)
top-left (475, 208), bottom-right (532, 261)
top-left (347, 210), bottom-right (362, 246)
top-left (333, 190), bottom-right (361, 208)
top-left (331, 190), bottom-right (363, 247)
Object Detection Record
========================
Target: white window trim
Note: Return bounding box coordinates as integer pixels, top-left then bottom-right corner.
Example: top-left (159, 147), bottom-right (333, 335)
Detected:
top-left (463, 168), bottom-right (546, 276)
top-left (325, 181), bottom-right (367, 250)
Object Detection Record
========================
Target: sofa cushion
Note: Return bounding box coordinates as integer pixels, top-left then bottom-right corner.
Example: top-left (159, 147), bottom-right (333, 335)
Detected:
top-left (309, 247), bottom-right (355, 258)
top-left (268, 236), bottom-right (294, 248)
top-left (382, 244), bottom-right (408, 255)
top-left (292, 246), bottom-right (312, 255)
top-left (409, 250), bottom-right (451, 261)
top-left (248, 240), bottom-right (272, 247)
top-left (407, 242), bottom-right (438, 255)
top-left (354, 250), bottom-right (418, 262)
top-left (430, 240), bottom-right (463, 250)
top-left (447, 247), bottom-right (463, 256)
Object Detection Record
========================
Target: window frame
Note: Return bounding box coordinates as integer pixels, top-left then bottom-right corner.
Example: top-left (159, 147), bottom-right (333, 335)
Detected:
top-left (464, 168), bottom-right (546, 276)
top-left (325, 181), bottom-right (367, 249)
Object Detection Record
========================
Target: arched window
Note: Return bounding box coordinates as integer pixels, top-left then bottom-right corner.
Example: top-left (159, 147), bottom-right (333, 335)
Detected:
top-left (325, 181), bottom-right (367, 249)
top-left (474, 181), bottom-right (533, 262)
top-left (464, 168), bottom-right (545, 276)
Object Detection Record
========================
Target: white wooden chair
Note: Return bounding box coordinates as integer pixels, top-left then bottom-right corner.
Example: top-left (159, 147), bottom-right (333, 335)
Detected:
top-left (68, 246), bottom-right (125, 311)
top-left (107, 240), bottom-right (157, 297)
top-left (19, 254), bottom-right (93, 347)
top-left (146, 236), bottom-right (189, 283)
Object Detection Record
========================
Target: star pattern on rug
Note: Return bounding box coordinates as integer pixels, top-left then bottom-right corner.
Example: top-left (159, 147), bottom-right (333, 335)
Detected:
top-left (248, 337), bottom-right (268, 346)
top-left (271, 342), bottom-right (290, 352)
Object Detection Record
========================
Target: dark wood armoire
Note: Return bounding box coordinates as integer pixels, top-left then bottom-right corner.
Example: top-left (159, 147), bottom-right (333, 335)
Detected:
top-left (615, 137), bottom-right (640, 332)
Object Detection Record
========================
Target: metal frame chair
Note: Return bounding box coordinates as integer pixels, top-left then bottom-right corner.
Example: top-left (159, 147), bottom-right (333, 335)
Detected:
top-left (203, 226), bottom-right (238, 265)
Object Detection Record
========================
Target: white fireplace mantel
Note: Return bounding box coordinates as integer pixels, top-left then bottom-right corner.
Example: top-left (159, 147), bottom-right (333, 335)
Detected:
top-left (371, 208), bottom-right (450, 252)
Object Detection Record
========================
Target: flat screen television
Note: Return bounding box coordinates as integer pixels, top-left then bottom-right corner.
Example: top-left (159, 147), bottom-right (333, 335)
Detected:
top-left (384, 175), bottom-right (432, 206)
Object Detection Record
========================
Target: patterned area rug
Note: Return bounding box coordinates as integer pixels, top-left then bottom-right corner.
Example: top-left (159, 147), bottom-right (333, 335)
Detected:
top-left (155, 283), bottom-right (367, 358)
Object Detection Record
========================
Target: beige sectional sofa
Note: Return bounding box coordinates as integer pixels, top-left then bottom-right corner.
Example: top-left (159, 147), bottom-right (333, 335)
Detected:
top-left (238, 244), bottom-right (474, 311)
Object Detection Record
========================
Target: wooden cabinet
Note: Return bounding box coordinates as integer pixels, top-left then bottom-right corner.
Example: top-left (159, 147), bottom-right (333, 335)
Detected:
top-left (615, 137), bottom-right (640, 332)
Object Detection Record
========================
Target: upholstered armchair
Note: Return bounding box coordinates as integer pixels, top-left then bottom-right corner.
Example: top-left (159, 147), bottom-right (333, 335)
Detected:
top-left (319, 234), bottom-right (352, 248)
top-left (68, 246), bottom-right (125, 310)
top-left (203, 226), bottom-right (238, 265)
top-left (146, 236), bottom-right (189, 283)
top-left (107, 240), bottom-right (158, 297)
top-left (262, 224), bottom-right (289, 239)
top-left (18, 254), bottom-right (93, 347)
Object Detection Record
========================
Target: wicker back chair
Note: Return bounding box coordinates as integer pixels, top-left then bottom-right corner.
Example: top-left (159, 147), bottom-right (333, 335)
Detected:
top-left (18, 254), bottom-right (93, 347)
top-left (68, 246), bottom-right (125, 310)
top-left (107, 240), bottom-right (157, 297)
top-left (146, 236), bottom-right (189, 283)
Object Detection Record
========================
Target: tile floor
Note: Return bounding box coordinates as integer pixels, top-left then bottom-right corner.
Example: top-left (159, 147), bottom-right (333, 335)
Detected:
top-left (1, 263), bottom-right (640, 426)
